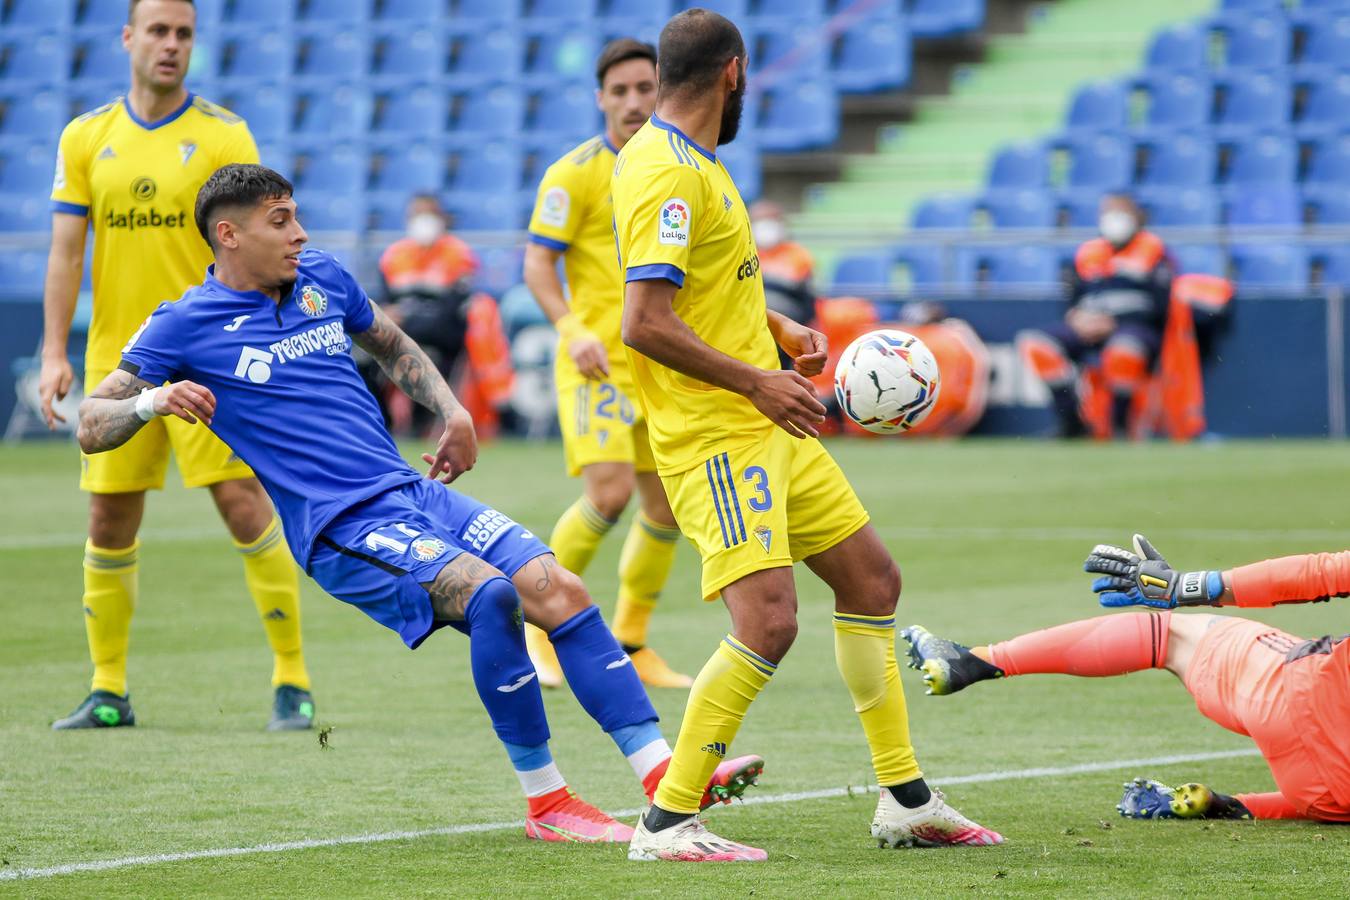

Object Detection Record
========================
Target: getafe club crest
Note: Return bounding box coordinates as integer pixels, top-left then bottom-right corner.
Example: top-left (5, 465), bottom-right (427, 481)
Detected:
top-left (411, 537), bottom-right (448, 562)
top-left (297, 284), bottom-right (327, 318)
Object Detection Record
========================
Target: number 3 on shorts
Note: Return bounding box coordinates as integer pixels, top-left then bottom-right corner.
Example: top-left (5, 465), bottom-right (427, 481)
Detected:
top-left (742, 465), bottom-right (772, 512)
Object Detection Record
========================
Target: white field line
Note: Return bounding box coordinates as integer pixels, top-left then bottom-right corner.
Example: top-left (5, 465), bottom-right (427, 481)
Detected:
top-left (0, 747), bottom-right (1261, 882)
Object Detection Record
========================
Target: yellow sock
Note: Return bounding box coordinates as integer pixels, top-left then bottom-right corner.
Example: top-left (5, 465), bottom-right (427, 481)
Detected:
top-left (613, 513), bottom-right (681, 648)
top-left (236, 517), bottom-right (310, 690)
top-left (83, 540), bottom-right (138, 696)
top-left (549, 496), bottom-right (616, 576)
top-left (653, 636), bottom-right (775, 814)
top-left (833, 613), bottom-right (922, 786)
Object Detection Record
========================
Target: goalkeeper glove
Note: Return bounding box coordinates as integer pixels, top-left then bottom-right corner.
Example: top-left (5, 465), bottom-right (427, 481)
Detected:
top-left (1084, 534), bottom-right (1224, 609)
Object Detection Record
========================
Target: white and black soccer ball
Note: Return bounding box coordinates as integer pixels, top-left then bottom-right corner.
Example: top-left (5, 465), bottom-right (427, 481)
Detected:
top-left (834, 329), bottom-right (941, 434)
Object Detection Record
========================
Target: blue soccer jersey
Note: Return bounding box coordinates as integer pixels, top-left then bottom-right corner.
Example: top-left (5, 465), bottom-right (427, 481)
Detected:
top-left (119, 249), bottom-right (422, 566)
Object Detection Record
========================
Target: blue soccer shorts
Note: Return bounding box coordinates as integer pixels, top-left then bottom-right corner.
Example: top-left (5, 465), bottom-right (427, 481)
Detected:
top-left (309, 478), bottom-right (551, 648)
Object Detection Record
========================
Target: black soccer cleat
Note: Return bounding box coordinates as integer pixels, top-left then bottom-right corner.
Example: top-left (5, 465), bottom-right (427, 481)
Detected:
top-left (268, 684), bottom-right (315, 731)
top-left (899, 625), bottom-right (1005, 695)
top-left (52, 690), bottom-right (136, 730)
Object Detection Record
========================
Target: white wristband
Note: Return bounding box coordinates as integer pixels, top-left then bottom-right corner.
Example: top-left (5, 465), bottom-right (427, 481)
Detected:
top-left (134, 387), bottom-right (162, 422)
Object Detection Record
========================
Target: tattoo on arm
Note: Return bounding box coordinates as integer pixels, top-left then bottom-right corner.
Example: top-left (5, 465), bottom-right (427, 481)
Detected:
top-left (533, 556), bottom-right (554, 593)
top-left (422, 554), bottom-right (500, 622)
top-left (353, 302), bottom-right (462, 419)
top-left (77, 369), bottom-right (157, 453)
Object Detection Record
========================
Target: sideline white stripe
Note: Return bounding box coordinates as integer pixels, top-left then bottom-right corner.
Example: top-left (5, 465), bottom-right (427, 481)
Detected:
top-left (0, 747), bottom-right (1260, 882)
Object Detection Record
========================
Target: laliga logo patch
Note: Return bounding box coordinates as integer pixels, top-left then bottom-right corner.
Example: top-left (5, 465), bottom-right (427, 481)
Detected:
top-left (410, 537), bottom-right (448, 562)
top-left (659, 198), bottom-right (690, 246)
top-left (297, 285), bottom-right (327, 318)
top-left (539, 186), bottom-right (570, 228)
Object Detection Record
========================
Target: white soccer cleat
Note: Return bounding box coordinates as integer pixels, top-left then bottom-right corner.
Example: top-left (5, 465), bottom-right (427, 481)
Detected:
top-left (628, 814), bottom-right (768, 862)
top-left (870, 788), bottom-right (1004, 848)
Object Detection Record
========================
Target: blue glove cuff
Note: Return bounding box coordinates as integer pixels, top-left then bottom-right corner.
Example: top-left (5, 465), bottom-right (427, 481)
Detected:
top-left (1206, 570), bottom-right (1224, 602)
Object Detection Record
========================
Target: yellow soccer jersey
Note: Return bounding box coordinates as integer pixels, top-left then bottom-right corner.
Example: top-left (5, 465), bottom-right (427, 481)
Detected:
top-left (611, 115), bottom-right (778, 475)
top-left (527, 134), bottom-right (631, 388)
top-left (51, 93), bottom-right (259, 371)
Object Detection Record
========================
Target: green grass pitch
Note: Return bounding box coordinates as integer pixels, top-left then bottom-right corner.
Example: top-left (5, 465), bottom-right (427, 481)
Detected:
top-left (2, 437), bottom-right (1348, 897)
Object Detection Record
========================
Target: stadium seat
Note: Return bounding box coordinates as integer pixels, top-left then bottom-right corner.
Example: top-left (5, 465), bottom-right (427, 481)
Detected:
top-left (1306, 132), bottom-right (1350, 186)
top-left (754, 22), bottom-right (828, 80)
top-left (717, 139), bottom-right (761, 202)
top-left (222, 0), bottom-right (293, 25)
top-left (756, 0), bottom-right (826, 17)
top-left (294, 142), bottom-right (367, 193)
top-left (373, 85), bottom-right (448, 135)
top-left (1225, 132), bottom-right (1298, 184)
top-left (1145, 22), bottom-right (1208, 71)
top-left (529, 83), bottom-right (602, 137)
top-left (675, 0), bottom-right (747, 17)
top-left (1227, 187), bottom-right (1302, 227)
top-left (1298, 13), bottom-right (1350, 69)
top-left (1306, 186), bottom-right (1350, 225)
top-left (1065, 80), bottom-right (1128, 131)
top-left (987, 142), bottom-right (1048, 188)
top-left (1056, 188), bottom-right (1105, 228)
top-left (1219, 0), bottom-right (1283, 10)
top-left (217, 85), bottom-right (290, 141)
top-left (295, 29), bottom-right (369, 81)
top-left (972, 245), bottom-right (1060, 288)
top-left (452, 84), bottom-right (526, 135)
top-left (365, 191), bottom-right (407, 231)
top-left (68, 82), bottom-right (124, 117)
top-left (447, 28), bottom-right (523, 85)
top-left (0, 140), bottom-right (52, 192)
top-left (601, 0), bottom-right (673, 16)
top-left (370, 140), bottom-right (445, 192)
top-left (218, 30), bottom-right (289, 79)
top-left (909, 0), bottom-right (986, 39)
top-left (294, 84), bottom-right (373, 136)
top-left (1216, 71), bottom-right (1291, 131)
top-left (372, 29), bottom-right (445, 81)
top-left (0, 248), bottom-right (47, 293)
top-left (0, 192), bottom-right (48, 232)
top-left (449, 0), bottom-right (523, 20)
top-left (443, 190), bottom-right (520, 230)
top-left (830, 251), bottom-right (893, 296)
top-left (1317, 244), bottom-right (1350, 288)
top-left (1296, 71), bottom-right (1350, 135)
top-left (1137, 133), bottom-right (1216, 186)
top-left (755, 82), bottom-right (838, 152)
top-left (525, 27), bottom-right (598, 83)
top-left (892, 245), bottom-right (946, 291)
top-left (73, 32), bottom-right (128, 81)
top-left (521, 132), bottom-right (583, 185)
top-left (911, 193), bottom-right (974, 229)
top-left (449, 141), bottom-right (525, 192)
top-left (255, 140), bottom-right (293, 175)
top-left (1229, 243), bottom-right (1309, 290)
top-left (1, 32), bottom-right (68, 84)
top-left (3, 0), bottom-right (75, 30)
top-left (1171, 244), bottom-right (1226, 276)
top-left (1063, 132), bottom-right (1133, 189)
top-left (531, 0), bottom-right (599, 17)
top-left (831, 19), bottom-right (911, 94)
top-left (596, 17), bottom-right (664, 46)
top-left (0, 90), bottom-right (65, 138)
top-left (980, 189), bottom-right (1055, 229)
top-left (302, 0), bottom-right (370, 21)
top-left (297, 191), bottom-right (366, 232)
top-left (1137, 186), bottom-right (1221, 227)
top-left (1141, 72), bottom-right (1213, 129)
top-left (1212, 12), bottom-right (1292, 69)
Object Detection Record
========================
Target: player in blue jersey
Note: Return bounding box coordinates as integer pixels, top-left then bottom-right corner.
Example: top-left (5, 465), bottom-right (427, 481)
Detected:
top-left (76, 164), bottom-right (763, 843)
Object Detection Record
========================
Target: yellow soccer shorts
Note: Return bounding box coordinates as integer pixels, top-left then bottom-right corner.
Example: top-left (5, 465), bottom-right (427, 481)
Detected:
top-left (555, 373), bottom-right (657, 477)
top-left (79, 367), bottom-right (255, 493)
top-left (662, 428), bottom-right (871, 600)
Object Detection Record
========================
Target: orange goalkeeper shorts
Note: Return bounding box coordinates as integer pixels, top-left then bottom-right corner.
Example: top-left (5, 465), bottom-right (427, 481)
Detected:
top-left (1185, 617), bottom-right (1350, 822)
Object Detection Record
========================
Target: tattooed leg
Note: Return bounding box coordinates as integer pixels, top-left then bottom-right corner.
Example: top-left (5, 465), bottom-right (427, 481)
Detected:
top-left (421, 553), bottom-right (504, 623)
top-left (512, 554), bottom-right (592, 632)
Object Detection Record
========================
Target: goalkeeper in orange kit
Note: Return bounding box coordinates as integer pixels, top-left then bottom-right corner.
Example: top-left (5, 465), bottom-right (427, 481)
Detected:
top-left (903, 535), bottom-right (1350, 823)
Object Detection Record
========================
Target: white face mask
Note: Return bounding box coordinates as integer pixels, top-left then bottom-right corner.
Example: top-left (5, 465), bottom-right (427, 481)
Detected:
top-left (407, 212), bottom-right (445, 246)
top-left (1099, 209), bottom-right (1137, 246)
top-left (751, 217), bottom-right (786, 250)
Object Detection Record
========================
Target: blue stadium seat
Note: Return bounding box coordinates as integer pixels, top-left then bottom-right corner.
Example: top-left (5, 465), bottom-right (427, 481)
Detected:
top-left (1298, 13), bottom-right (1350, 68)
top-left (1229, 243), bottom-right (1309, 290)
top-left (0, 192), bottom-right (48, 232)
top-left (1146, 22), bottom-right (1208, 71)
top-left (521, 132), bottom-right (584, 185)
top-left (223, 0), bottom-right (293, 25)
top-left (1296, 71), bottom-right (1350, 135)
top-left (1306, 187), bottom-right (1350, 225)
top-left (755, 0), bottom-right (826, 16)
top-left (255, 140), bottom-right (293, 175)
top-left (1213, 12), bottom-right (1292, 69)
top-left (1318, 244), bottom-right (1350, 288)
top-left (294, 142), bottom-right (367, 193)
top-left (2, 32), bottom-right (68, 84)
top-left (296, 191), bottom-right (365, 232)
top-left (675, 0), bottom-right (747, 17)
top-left (1063, 132), bottom-right (1132, 189)
top-left (718, 139), bottom-right (760, 201)
top-left (1216, 71), bottom-right (1291, 131)
top-left (893, 246), bottom-right (946, 291)
top-left (596, 17), bottom-right (664, 46)
top-left (1306, 132), bottom-right (1350, 186)
top-left (1065, 80), bottom-right (1128, 131)
top-left (452, 85), bottom-right (526, 135)
top-left (1172, 244), bottom-right (1226, 276)
top-left (295, 29), bottom-right (369, 81)
top-left (74, 33), bottom-right (127, 81)
top-left (0, 140), bottom-right (52, 192)
top-left (909, 0), bottom-right (985, 39)
top-left (755, 82), bottom-right (838, 152)
top-left (371, 140), bottom-right (445, 192)
top-left (1226, 132), bottom-right (1298, 183)
top-left (1056, 188), bottom-right (1104, 228)
top-left (4, 0), bottom-right (74, 30)
top-left (529, 83), bottom-right (601, 136)
top-left (365, 191), bottom-right (407, 231)
top-left (302, 0), bottom-right (370, 21)
top-left (987, 142), bottom-right (1048, 188)
top-left (444, 191), bottom-right (520, 230)
top-left (980, 189), bottom-right (1055, 228)
top-left (602, 0), bottom-right (673, 15)
top-left (1220, 0), bottom-right (1283, 10)
top-left (449, 0), bottom-right (522, 20)
top-left (979, 245), bottom-right (1060, 287)
top-left (0, 249), bottom-right (47, 293)
top-left (911, 193), bottom-right (974, 229)
top-left (831, 251), bottom-right (893, 296)
top-left (831, 19), bottom-right (911, 94)
top-left (1137, 186), bottom-right (1221, 227)
top-left (531, 0), bottom-right (599, 17)
top-left (218, 30), bottom-right (289, 79)
top-left (0, 89), bottom-right (65, 137)
top-left (76, 0), bottom-right (132, 27)
top-left (295, 85), bottom-right (373, 136)
top-left (448, 28), bottom-right (523, 85)
top-left (1142, 73), bottom-right (1213, 129)
top-left (754, 22), bottom-right (828, 79)
top-left (217, 85), bottom-right (290, 141)
top-left (525, 27), bottom-right (598, 82)
top-left (449, 140), bottom-right (525, 191)
top-left (373, 85), bottom-right (447, 135)
top-left (68, 82), bottom-right (123, 116)
top-left (1138, 133), bottom-right (1216, 186)
top-left (1227, 187), bottom-right (1302, 226)
top-left (372, 29), bottom-right (445, 81)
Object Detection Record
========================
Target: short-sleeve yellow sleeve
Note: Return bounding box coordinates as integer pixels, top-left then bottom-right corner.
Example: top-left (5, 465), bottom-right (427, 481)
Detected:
top-left (215, 121), bottom-right (260, 166)
top-left (527, 159), bottom-right (588, 251)
top-left (50, 119), bottom-right (91, 216)
top-left (614, 163), bottom-right (704, 288)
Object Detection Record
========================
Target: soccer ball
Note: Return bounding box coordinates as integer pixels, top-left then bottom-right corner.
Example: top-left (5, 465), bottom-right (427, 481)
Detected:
top-left (834, 329), bottom-right (941, 434)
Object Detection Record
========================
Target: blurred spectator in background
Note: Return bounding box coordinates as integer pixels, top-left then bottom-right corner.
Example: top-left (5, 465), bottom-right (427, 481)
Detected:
top-left (751, 201), bottom-right (816, 326)
top-left (1018, 194), bottom-right (1173, 438)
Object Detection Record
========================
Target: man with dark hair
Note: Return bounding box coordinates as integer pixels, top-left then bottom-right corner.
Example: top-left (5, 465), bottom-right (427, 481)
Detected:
top-left (40, 0), bottom-right (316, 732)
top-left (523, 37), bottom-right (701, 691)
top-left (81, 163), bottom-right (763, 843)
top-left (612, 9), bottom-right (1003, 861)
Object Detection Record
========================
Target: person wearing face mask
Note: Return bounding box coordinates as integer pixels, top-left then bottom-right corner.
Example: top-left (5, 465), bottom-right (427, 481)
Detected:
top-left (1018, 194), bottom-right (1173, 438)
top-left (749, 201), bottom-right (817, 342)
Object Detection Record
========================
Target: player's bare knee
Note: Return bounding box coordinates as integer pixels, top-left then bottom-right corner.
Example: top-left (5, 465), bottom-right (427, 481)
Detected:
top-left (517, 556), bottom-right (592, 630)
top-left (209, 478), bottom-right (273, 542)
top-left (586, 481), bottom-right (632, 521)
top-left (88, 492), bottom-right (144, 548)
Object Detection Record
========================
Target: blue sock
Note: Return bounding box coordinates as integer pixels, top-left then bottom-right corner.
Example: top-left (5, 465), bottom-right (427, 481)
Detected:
top-left (503, 742), bottom-right (553, 771)
top-left (549, 605), bottom-right (659, 733)
top-left (464, 576), bottom-right (550, 747)
top-left (610, 720), bottom-right (665, 757)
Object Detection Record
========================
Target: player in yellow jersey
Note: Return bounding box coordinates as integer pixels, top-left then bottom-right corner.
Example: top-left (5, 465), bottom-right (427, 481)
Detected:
top-left (38, 0), bottom-right (315, 731)
top-left (523, 39), bottom-right (692, 690)
top-left (614, 10), bottom-right (1004, 861)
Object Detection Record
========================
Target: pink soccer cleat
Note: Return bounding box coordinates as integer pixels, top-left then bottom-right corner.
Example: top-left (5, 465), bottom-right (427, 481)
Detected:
top-left (524, 793), bottom-right (635, 843)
